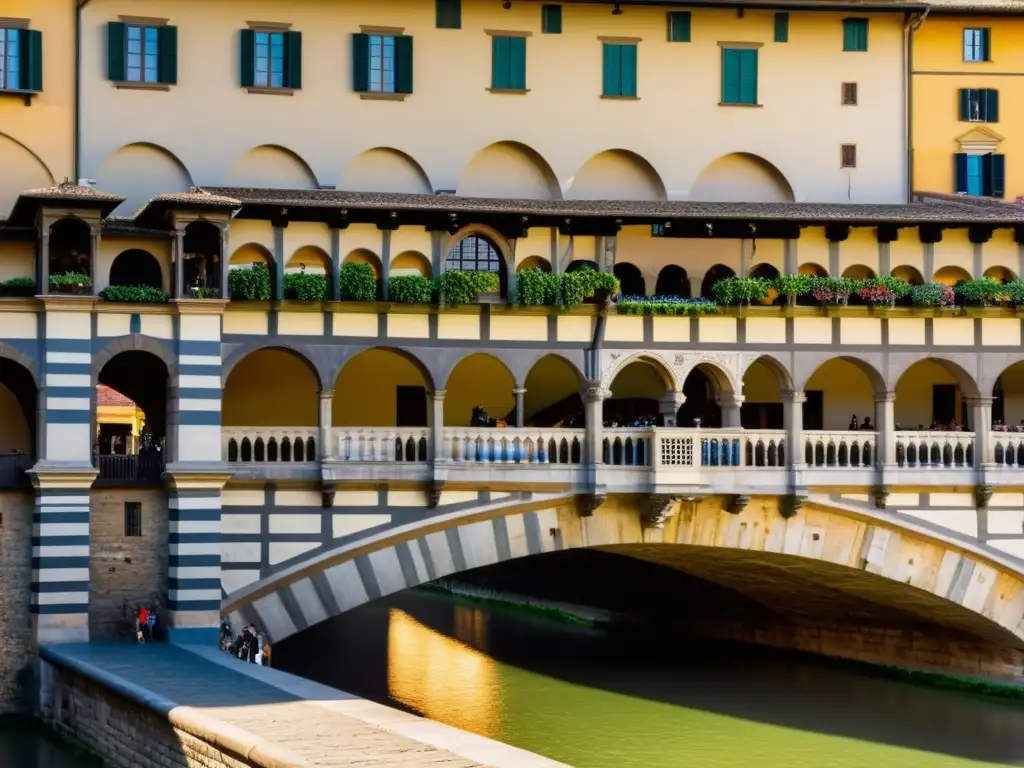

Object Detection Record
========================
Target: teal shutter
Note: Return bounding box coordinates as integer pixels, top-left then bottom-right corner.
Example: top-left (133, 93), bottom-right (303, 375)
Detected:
top-left (984, 89), bottom-right (999, 122)
top-left (602, 43), bottom-right (620, 96)
top-left (774, 13), bottom-right (789, 43)
top-left (542, 5), bottom-right (562, 34)
top-left (668, 12), bottom-right (691, 43)
top-left (620, 44), bottom-right (637, 97)
top-left (20, 29), bottom-right (42, 91)
top-left (352, 33), bottom-right (369, 92)
top-left (843, 19), bottom-right (868, 51)
top-left (958, 88), bottom-right (970, 120)
top-left (509, 36), bottom-right (526, 90)
top-left (722, 49), bottom-right (739, 103)
top-left (437, 0), bottom-right (462, 29)
top-left (491, 36), bottom-right (510, 89)
top-left (107, 22), bottom-right (127, 82)
top-left (982, 28), bottom-right (991, 61)
top-left (954, 153), bottom-right (969, 194)
top-left (738, 49), bottom-right (757, 104)
top-left (240, 29), bottom-right (255, 87)
top-left (395, 35), bottom-right (414, 94)
top-left (158, 26), bottom-right (177, 85)
top-left (989, 153), bottom-right (1006, 197)
top-left (285, 31), bottom-right (302, 89)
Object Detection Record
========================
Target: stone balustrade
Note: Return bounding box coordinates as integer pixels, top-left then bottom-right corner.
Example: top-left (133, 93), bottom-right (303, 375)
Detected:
top-left (803, 430), bottom-right (876, 468)
top-left (895, 430), bottom-right (975, 469)
top-left (442, 427), bottom-right (585, 464)
top-left (222, 427), bottom-right (319, 463)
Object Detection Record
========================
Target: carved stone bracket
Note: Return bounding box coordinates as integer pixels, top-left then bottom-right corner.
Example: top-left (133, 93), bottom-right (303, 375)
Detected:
top-left (975, 484), bottom-right (993, 510)
top-left (577, 493), bottom-right (606, 518)
top-left (872, 484), bottom-right (889, 510)
top-left (428, 479), bottom-right (444, 509)
top-left (640, 494), bottom-right (679, 529)
top-left (724, 495), bottom-right (750, 515)
top-left (321, 483), bottom-right (335, 510)
top-left (780, 493), bottom-right (806, 520)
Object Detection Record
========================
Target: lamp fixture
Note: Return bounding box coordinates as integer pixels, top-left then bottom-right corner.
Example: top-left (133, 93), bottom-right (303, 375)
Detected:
top-left (612, 3), bottom-right (623, 15)
top-left (502, 0), bottom-right (512, 8)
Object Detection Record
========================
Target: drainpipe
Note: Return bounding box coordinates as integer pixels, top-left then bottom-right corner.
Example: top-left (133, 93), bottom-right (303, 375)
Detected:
top-left (905, 9), bottom-right (929, 203)
top-left (75, 0), bottom-right (95, 183)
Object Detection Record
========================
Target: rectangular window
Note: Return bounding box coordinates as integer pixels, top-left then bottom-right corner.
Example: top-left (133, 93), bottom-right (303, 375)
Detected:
top-left (254, 31), bottom-right (285, 88)
top-left (109, 22), bottom-right (176, 85)
top-left (0, 28), bottom-right (20, 90)
top-left (667, 12), bottom-right (691, 43)
top-left (774, 13), bottom-right (789, 43)
top-left (369, 34), bottom-right (396, 93)
top-left (126, 25), bottom-right (159, 83)
top-left (602, 42), bottom-right (637, 97)
top-left (955, 152), bottom-right (1006, 197)
top-left (491, 35), bottom-right (527, 90)
top-left (959, 88), bottom-right (998, 122)
top-left (840, 144), bottom-right (857, 168)
top-left (963, 28), bottom-right (990, 62)
top-left (124, 502), bottom-right (142, 538)
top-left (721, 47), bottom-right (757, 105)
top-left (437, 0), bottom-right (462, 29)
top-left (352, 33), bottom-right (413, 95)
top-left (542, 5), bottom-right (562, 34)
top-left (843, 18), bottom-right (868, 51)
top-left (842, 82), bottom-right (858, 105)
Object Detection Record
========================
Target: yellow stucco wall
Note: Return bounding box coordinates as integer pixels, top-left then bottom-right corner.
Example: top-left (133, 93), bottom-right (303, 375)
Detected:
top-left (333, 349), bottom-right (430, 427)
top-left (912, 16), bottom-right (1024, 199)
top-left (223, 349), bottom-right (318, 426)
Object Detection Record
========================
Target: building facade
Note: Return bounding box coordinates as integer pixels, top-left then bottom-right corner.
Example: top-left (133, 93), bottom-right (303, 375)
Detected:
top-left (6, 0), bottom-right (1024, 711)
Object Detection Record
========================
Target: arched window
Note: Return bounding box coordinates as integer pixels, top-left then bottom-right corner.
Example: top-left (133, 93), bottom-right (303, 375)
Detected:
top-left (613, 263), bottom-right (645, 297)
top-left (655, 265), bottom-right (689, 298)
top-left (110, 249), bottom-right (163, 288)
top-left (446, 234), bottom-right (507, 296)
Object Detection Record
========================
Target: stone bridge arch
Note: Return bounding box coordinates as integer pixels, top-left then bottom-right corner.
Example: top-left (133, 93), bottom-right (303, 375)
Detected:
top-left (223, 495), bottom-right (1024, 653)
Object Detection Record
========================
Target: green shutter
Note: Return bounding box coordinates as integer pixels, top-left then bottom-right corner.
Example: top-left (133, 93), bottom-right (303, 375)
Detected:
top-left (491, 36), bottom-right (510, 89)
top-left (509, 36), bottom-right (526, 90)
top-left (843, 19), bottom-right (868, 51)
top-left (542, 5), bottom-right (562, 34)
top-left (240, 29), bottom-right (255, 87)
top-left (982, 28), bottom-right (991, 61)
top-left (285, 31), bottom-right (302, 89)
top-left (774, 13), bottom-right (789, 43)
top-left (620, 44), bottom-right (637, 97)
top-left (958, 88), bottom-right (970, 120)
top-left (395, 35), bottom-right (414, 94)
top-left (352, 33), bottom-right (370, 92)
top-left (722, 48), bottom-right (739, 103)
top-left (107, 22), bottom-right (127, 82)
top-left (20, 29), bottom-right (42, 92)
top-left (602, 43), bottom-right (619, 96)
top-left (158, 26), bottom-right (177, 85)
top-left (954, 153), bottom-right (969, 194)
top-left (668, 12), bottom-right (691, 43)
top-left (985, 89), bottom-right (999, 122)
top-left (437, 0), bottom-right (462, 29)
top-left (739, 49), bottom-right (757, 104)
top-left (990, 153), bottom-right (1006, 197)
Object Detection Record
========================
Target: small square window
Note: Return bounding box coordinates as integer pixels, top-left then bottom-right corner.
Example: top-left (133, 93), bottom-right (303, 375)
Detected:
top-left (542, 5), bottom-right (562, 34)
top-left (667, 12), bottom-right (691, 43)
top-left (964, 28), bottom-right (990, 62)
top-left (843, 18), bottom-right (868, 52)
top-left (125, 502), bottom-right (142, 537)
top-left (841, 82), bottom-right (858, 105)
top-left (841, 144), bottom-right (857, 168)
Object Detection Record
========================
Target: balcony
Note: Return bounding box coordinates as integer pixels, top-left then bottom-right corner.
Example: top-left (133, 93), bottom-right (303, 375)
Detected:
top-left (94, 453), bottom-right (166, 485)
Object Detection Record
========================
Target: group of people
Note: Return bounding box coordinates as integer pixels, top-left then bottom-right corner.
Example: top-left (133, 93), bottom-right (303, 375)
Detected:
top-left (220, 618), bottom-right (272, 667)
top-left (846, 416), bottom-right (875, 431)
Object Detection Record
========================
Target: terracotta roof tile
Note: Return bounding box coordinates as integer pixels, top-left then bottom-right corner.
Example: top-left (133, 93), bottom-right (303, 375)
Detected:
top-left (97, 385), bottom-right (135, 408)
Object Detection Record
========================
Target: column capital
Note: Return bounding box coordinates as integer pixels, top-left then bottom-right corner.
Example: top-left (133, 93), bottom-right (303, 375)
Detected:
top-left (874, 390), bottom-right (897, 404)
top-left (431, 389), bottom-right (447, 401)
top-left (319, 389), bottom-right (335, 399)
top-left (512, 388), bottom-right (527, 396)
top-left (781, 390), bottom-right (807, 405)
top-left (716, 392), bottom-right (745, 407)
top-left (581, 385), bottom-right (609, 404)
top-left (659, 392), bottom-right (686, 407)
top-left (966, 396), bottom-right (996, 408)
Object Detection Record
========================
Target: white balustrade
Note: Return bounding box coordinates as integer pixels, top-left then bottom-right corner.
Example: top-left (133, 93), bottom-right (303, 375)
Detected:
top-left (222, 427), bottom-right (319, 463)
top-left (895, 431), bottom-right (975, 468)
top-left (802, 430), bottom-right (876, 468)
top-left (604, 429), bottom-right (656, 467)
top-left (706, 429), bottom-right (787, 468)
top-left (991, 432), bottom-right (1024, 467)
top-left (333, 427), bottom-right (431, 462)
top-left (443, 427), bottom-right (585, 464)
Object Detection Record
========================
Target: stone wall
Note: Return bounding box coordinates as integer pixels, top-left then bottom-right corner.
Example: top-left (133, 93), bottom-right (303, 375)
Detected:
top-left (0, 491), bottom-right (35, 714)
top-left (89, 488), bottom-right (168, 641)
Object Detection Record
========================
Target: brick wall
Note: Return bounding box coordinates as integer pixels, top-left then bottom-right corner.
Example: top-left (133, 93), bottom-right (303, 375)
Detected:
top-left (0, 491), bottom-right (35, 714)
top-left (89, 489), bottom-right (168, 641)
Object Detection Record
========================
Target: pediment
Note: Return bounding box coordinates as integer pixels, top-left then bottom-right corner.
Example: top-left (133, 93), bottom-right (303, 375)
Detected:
top-left (956, 126), bottom-right (1004, 144)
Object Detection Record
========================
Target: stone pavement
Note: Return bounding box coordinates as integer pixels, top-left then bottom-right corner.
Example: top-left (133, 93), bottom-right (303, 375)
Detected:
top-left (41, 643), bottom-right (565, 768)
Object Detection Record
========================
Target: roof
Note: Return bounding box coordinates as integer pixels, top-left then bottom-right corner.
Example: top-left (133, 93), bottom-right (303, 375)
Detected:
top-left (532, 0), bottom-right (927, 10)
top-left (7, 182), bottom-right (125, 226)
top-left (132, 188), bottom-right (240, 228)
top-left (96, 385), bottom-right (136, 409)
top-left (203, 186), bottom-right (1024, 226)
top-left (101, 219), bottom-right (175, 238)
top-left (920, 0), bottom-right (1024, 12)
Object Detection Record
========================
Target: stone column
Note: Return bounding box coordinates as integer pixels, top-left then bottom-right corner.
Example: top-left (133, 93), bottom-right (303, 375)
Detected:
top-left (218, 225), bottom-right (230, 298)
top-left (874, 390), bottom-right (897, 467)
top-left (688, 275), bottom-right (703, 299)
top-left (318, 390), bottom-right (334, 460)
top-left (513, 388), bottom-right (526, 428)
top-left (782, 390), bottom-right (807, 468)
top-left (658, 392), bottom-right (685, 427)
top-left (582, 385), bottom-right (607, 464)
top-left (968, 396), bottom-right (994, 467)
top-left (431, 390), bottom-right (446, 462)
top-left (380, 228), bottom-right (392, 301)
top-left (90, 229), bottom-right (100, 295)
top-left (329, 227), bottom-right (341, 302)
top-left (718, 393), bottom-right (745, 428)
top-left (174, 228), bottom-right (186, 298)
top-left (272, 225), bottom-right (286, 302)
top-left (39, 230), bottom-right (50, 295)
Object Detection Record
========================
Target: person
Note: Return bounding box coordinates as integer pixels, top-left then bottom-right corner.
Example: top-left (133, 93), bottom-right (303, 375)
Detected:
top-left (470, 406), bottom-right (489, 427)
top-left (146, 610), bottom-right (157, 641)
top-left (247, 624), bottom-right (259, 663)
top-left (136, 605), bottom-right (150, 643)
top-left (262, 640), bottom-right (272, 668)
top-left (860, 416), bottom-right (873, 430)
top-left (219, 618), bottom-right (233, 652)
top-left (848, 415), bottom-right (858, 430)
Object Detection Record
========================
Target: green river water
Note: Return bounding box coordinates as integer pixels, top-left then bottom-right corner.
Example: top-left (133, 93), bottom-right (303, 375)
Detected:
top-left (278, 590), bottom-right (1024, 768)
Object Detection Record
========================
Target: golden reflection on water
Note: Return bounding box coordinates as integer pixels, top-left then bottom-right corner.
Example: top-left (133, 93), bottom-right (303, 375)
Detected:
top-left (386, 606), bottom-right (501, 739)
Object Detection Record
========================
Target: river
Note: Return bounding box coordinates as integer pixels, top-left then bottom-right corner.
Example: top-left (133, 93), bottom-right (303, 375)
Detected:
top-left (278, 590), bottom-right (1024, 768)
top-left (0, 718), bottom-right (92, 767)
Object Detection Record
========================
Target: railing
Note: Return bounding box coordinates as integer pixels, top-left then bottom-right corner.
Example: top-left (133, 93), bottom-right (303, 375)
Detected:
top-left (895, 431), bottom-right (974, 468)
top-left (992, 433), bottom-right (1024, 467)
top-left (602, 429), bottom-right (786, 468)
top-left (335, 427), bottom-right (431, 463)
top-left (803, 431), bottom-right (876, 468)
top-left (443, 428), bottom-right (585, 464)
top-left (94, 453), bottom-right (166, 484)
top-left (223, 428), bottom-right (318, 463)
top-left (603, 429), bottom-right (653, 466)
top-left (703, 430), bottom-right (787, 468)
top-left (0, 453), bottom-right (31, 488)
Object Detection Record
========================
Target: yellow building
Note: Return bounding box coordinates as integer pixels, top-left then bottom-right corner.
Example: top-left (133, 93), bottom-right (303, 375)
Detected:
top-left (912, 3), bottom-right (1024, 201)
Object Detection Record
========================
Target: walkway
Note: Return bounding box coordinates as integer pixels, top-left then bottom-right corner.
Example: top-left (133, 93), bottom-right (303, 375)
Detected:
top-left (41, 643), bottom-right (564, 768)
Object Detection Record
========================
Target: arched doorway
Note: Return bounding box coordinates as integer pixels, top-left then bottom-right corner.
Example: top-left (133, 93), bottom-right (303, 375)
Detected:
top-left (110, 249), bottom-right (162, 289)
top-left (614, 262), bottom-right (645, 296)
top-left (446, 234), bottom-right (508, 298)
top-left (655, 265), bottom-right (689, 297)
top-left (95, 351), bottom-right (169, 481)
top-left (524, 355), bottom-right (584, 428)
top-left (701, 265), bottom-right (735, 299)
top-left (0, 357), bottom-right (36, 486)
top-left (183, 220), bottom-right (224, 297)
top-left (49, 217), bottom-right (92, 288)
top-left (678, 365), bottom-right (730, 428)
top-left (606, 358), bottom-right (673, 427)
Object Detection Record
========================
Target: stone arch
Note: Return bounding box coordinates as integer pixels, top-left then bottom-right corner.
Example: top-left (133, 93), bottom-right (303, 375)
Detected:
top-left (443, 352), bottom-right (517, 427)
top-left (985, 265), bottom-right (1017, 284)
top-left (391, 250), bottom-right (432, 278)
top-left (842, 264), bottom-right (876, 280)
top-left (332, 346), bottom-right (435, 394)
top-left (222, 495), bottom-right (1024, 651)
top-left (0, 342), bottom-right (39, 388)
top-left (891, 265), bottom-right (924, 285)
top-left (332, 347), bottom-right (435, 429)
top-left (93, 336), bottom-right (178, 381)
top-left (458, 141), bottom-right (560, 200)
top-left (891, 356), bottom-right (980, 399)
top-left (229, 243), bottom-right (277, 297)
top-left (340, 147), bottom-right (431, 194)
top-left (934, 266), bottom-right (972, 286)
top-left (49, 217), bottom-right (93, 278)
top-left (222, 346), bottom-right (323, 430)
top-left (517, 255), bottom-right (551, 273)
top-left (799, 263), bottom-right (828, 277)
top-left (95, 346), bottom-right (173, 449)
top-left (343, 248), bottom-right (383, 280)
top-left (892, 357), bottom-right (981, 431)
top-left (0, 354), bottom-right (37, 457)
top-left (567, 149), bottom-right (666, 201)
top-left (655, 265), bottom-right (689, 297)
top-left (221, 344), bottom-right (324, 391)
top-left (988, 357), bottom-right (1024, 425)
top-left (742, 354), bottom-right (795, 394)
top-left (604, 352), bottom-right (679, 394)
top-left (613, 262), bottom-right (645, 296)
top-left (96, 142), bottom-right (192, 216)
top-left (799, 354), bottom-right (886, 395)
top-left (109, 249), bottom-right (163, 289)
top-left (0, 132), bottom-right (55, 217)
top-left (522, 354), bottom-right (586, 428)
top-left (701, 264), bottom-right (735, 299)
top-left (287, 245), bottom-right (330, 275)
top-left (690, 152), bottom-right (795, 203)
top-left (444, 226), bottom-right (512, 298)
top-left (225, 145), bottom-right (317, 190)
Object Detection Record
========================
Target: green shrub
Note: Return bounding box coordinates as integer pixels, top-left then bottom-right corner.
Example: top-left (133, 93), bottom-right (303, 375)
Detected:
top-left (711, 276), bottom-right (771, 305)
top-left (1005, 279), bottom-right (1024, 306)
top-left (0, 276), bottom-right (35, 296)
top-left (193, 286), bottom-right (221, 299)
top-left (338, 262), bottom-right (378, 301)
top-left (617, 297), bottom-right (719, 316)
top-left (99, 285), bottom-right (170, 303)
top-left (910, 282), bottom-right (955, 307)
top-left (439, 270), bottom-right (500, 306)
top-left (809, 276), bottom-right (857, 303)
top-left (283, 267), bottom-right (328, 301)
top-left (772, 273), bottom-right (812, 300)
top-left (516, 267), bottom-right (559, 306)
top-left (864, 275), bottom-right (912, 298)
top-left (228, 262), bottom-right (271, 300)
top-left (559, 269), bottom-right (619, 310)
top-left (389, 275), bottom-right (435, 305)
top-left (955, 277), bottom-right (1007, 305)
top-left (49, 271), bottom-right (91, 288)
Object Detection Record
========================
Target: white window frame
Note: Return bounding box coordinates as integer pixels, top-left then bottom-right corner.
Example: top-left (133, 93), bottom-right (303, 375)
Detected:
top-left (254, 30), bottom-right (285, 89)
top-left (368, 34), bottom-right (396, 93)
